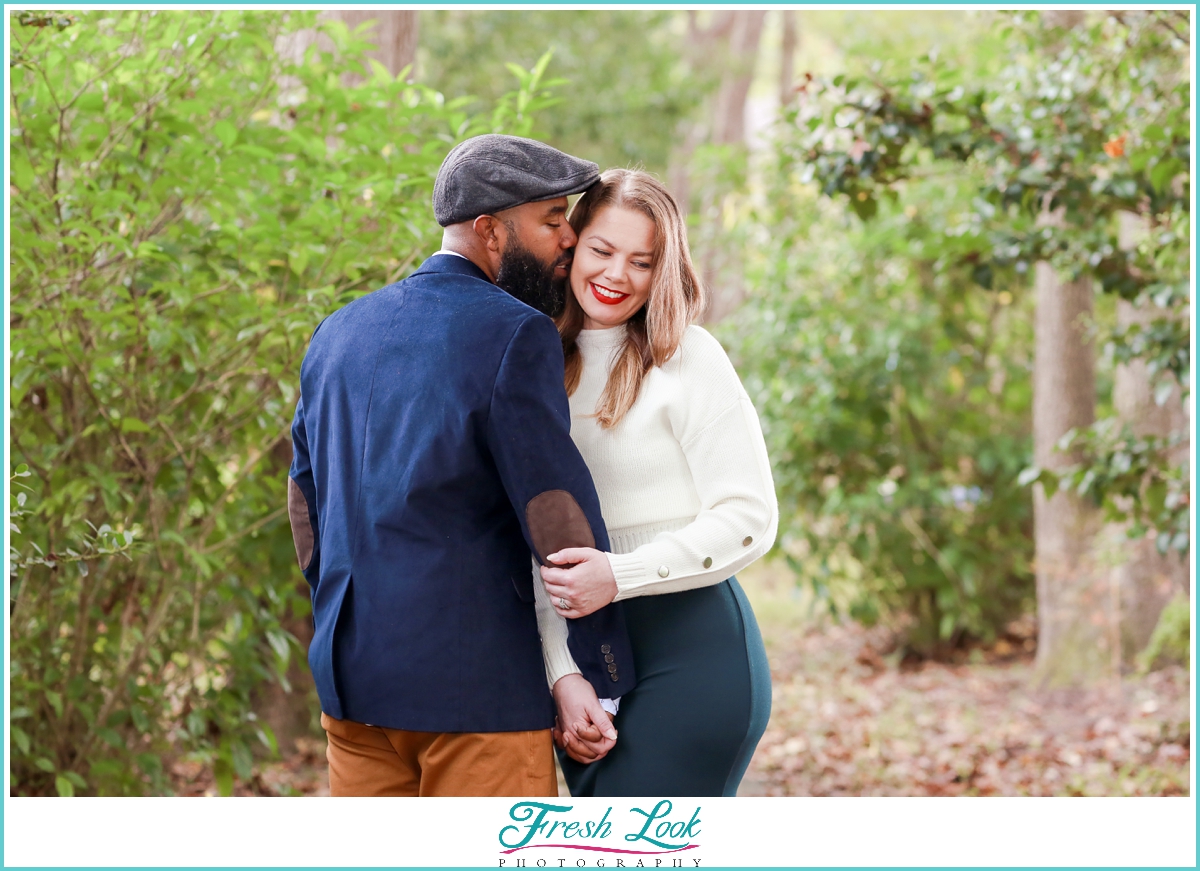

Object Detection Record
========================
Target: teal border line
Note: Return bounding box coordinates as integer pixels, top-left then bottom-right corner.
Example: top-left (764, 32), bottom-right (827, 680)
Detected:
top-left (2, 3), bottom-right (1197, 871)
top-left (2, 1), bottom-right (1185, 6)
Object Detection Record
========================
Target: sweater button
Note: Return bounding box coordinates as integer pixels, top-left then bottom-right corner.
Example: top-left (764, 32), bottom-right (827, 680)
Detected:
top-left (657, 565), bottom-right (670, 578)
top-left (742, 536), bottom-right (753, 547)
top-left (703, 557), bottom-right (713, 568)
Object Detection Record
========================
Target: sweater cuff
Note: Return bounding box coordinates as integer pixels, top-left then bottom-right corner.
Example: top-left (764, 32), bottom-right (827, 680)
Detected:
top-left (545, 646), bottom-right (582, 689)
top-left (606, 551), bottom-right (648, 601)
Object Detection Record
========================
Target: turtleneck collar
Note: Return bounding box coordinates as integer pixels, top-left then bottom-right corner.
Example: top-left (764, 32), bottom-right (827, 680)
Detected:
top-left (576, 323), bottom-right (628, 352)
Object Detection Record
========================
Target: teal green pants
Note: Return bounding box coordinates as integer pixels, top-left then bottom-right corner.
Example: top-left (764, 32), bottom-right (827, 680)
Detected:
top-left (561, 576), bottom-right (771, 797)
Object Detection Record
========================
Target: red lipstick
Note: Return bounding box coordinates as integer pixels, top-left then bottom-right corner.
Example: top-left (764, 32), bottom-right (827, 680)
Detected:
top-left (590, 282), bottom-right (629, 306)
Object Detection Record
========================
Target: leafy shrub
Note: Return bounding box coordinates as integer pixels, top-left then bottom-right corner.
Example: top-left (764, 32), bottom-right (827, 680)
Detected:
top-left (789, 10), bottom-right (1190, 554)
top-left (9, 9), bottom-right (555, 795)
top-left (724, 10), bottom-right (1189, 655)
top-left (721, 177), bottom-right (1034, 655)
top-left (1136, 594), bottom-right (1190, 673)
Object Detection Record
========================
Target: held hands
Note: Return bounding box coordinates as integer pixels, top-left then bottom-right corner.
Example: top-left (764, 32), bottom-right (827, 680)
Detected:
top-left (551, 673), bottom-right (616, 765)
top-left (541, 547), bottom-right (618, 618)
top-left (544, 551), bottom-right (619, 764)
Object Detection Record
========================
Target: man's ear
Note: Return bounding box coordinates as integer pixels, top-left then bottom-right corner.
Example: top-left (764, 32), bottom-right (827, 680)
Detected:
top-left (472, 214), bottom-right (506, 254)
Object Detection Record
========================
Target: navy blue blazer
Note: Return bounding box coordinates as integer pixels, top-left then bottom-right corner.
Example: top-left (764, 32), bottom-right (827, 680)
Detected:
top-left (288, 254), bottom-right (636, 732)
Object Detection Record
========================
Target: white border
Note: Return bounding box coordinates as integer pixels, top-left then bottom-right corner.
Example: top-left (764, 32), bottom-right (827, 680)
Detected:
top-left (2, 796), bottom-right (1197, 867)
top-left (3, 4), bottom-right (1196, 869)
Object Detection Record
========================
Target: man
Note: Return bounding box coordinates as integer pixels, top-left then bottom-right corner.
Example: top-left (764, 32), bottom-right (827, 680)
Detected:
top-left (287, 134), bottom-right (635, 796)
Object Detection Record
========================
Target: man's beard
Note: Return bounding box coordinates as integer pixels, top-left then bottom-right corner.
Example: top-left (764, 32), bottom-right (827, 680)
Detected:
top-left (495, 240), bottom-right (569, 318)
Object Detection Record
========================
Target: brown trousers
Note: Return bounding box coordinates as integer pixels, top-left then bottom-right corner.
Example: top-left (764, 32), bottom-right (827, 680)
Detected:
top-left (321, 712), bottom-right (558, 797)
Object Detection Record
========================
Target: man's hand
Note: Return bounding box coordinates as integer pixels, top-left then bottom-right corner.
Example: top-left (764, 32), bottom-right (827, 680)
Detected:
top-left (541, 548), bottom-right (618, 618)
top-left (552, 673), bottom-right (616, 765)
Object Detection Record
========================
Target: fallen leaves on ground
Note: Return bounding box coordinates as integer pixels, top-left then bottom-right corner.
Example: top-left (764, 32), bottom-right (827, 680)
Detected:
top-left (739, 610), bottom-right (1190, 797)
top-left (172, 567), bottom-right (1190, 798)
top-left (170, 737), bottom-right (328, 797)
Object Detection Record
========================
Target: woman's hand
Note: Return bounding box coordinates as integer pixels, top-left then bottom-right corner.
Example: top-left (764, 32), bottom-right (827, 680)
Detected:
top-left (540, 547), bottom-right (618, 618)
top-left (552, 673), bottom-right (617, 765)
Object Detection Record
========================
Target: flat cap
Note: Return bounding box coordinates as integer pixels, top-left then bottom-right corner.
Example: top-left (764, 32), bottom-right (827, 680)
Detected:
top-left (433, 134), bottom-right (600, 227)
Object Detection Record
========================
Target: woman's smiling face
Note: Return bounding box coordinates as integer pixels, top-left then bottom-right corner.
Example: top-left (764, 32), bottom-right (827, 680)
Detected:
top-left (569, 205), bottom-right (657, 330)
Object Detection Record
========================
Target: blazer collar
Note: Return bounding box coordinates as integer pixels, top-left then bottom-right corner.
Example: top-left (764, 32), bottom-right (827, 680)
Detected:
top-left (411, 252), bottom-right (492, 283)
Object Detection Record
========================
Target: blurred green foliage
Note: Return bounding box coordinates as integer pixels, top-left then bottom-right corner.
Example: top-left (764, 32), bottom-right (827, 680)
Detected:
top-left (793, 12), bottom-right (1189, 297)
top-left (1136, 593), bottom-right (1191, 673)
top-left (8, 9), bottom-right (551, 795)
top-left (723, 10), bottom-right (1189, 651)
top-left (722, 176), bottom-right (1035, 654)
top-left (418, 10), bottom-right (706, 175)
top-left (790, 10), bottom-right (1190, 543)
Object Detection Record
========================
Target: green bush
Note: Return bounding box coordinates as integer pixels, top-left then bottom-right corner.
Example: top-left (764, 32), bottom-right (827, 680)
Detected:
top-left (721, 177), bottom-right (1034, 655)
top-left (724, 10), bottom-right (1188, 654)
top-left (1136, 593), bottom-right (1191, 673)
top-left (9, 9), bottom-right (555, 795)
top-left (791, 10), bottom-right (1190, 557)
top-left (419, 9), bottom-right (707, 176)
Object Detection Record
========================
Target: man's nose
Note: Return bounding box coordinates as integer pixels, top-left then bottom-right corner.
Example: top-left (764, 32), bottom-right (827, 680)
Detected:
top-left (559, 223), bottom-right (578, 249)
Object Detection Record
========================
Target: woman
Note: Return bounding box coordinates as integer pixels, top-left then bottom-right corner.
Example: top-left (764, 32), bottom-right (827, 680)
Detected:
top-left (531, 169), bottom-right (777, 797)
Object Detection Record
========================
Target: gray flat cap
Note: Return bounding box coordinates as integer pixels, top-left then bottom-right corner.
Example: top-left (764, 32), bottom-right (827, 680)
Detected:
top-left (433, 134), bottom-right (600, 227)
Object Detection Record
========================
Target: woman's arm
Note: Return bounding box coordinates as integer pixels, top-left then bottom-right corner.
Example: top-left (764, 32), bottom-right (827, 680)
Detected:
top-left (542, 329), bottom-right (778, 609)
top-left (533, 559), bottom-right (620, 764)
top-left (532, 556), bottom-right (583, 687)
top-left (606, 391), bottom-right (778, 599)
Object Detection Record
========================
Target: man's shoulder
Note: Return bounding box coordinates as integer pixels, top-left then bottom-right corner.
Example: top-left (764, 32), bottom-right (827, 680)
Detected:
top-left (324, 269), bottom-right (523, 323)
top-left (307, 285), bottom-right (393, 340)
top-left (310, 267), bottom-right (556, 358)
top-left (405, 265), bottom-right (545, 320)
top-left (408, 271), bottom-right (560, 346)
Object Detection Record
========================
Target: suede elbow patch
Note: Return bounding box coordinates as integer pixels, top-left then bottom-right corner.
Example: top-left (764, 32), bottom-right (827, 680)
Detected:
top-left (525, 490), bottom-right (595, 565)
top-left (288, 477), bottom-right (315, 570)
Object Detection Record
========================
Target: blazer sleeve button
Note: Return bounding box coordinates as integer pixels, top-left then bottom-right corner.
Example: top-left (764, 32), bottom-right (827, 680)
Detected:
top-left (601, 644), bottom-right (611, 654)
top-left (610, 673), bottom-right (620, 682)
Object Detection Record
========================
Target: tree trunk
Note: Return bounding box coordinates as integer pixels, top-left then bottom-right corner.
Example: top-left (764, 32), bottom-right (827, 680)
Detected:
top-left (711, 10), bottom-right (768, 146)
top-left (779, 10), bottom-right (799, 108)
top-left (1032, 257), bottom-right (1110, 687)
top-left (1109, 212), bottom-right (1190, 660)
top-left (1028, 10), bottom-right (1112, 689)
top-left (671, 10), bottom-right (767, 324)
top-left (277, 11), bottom-right (419, 84)
top-left (331, 10), bottom-right (419, 81)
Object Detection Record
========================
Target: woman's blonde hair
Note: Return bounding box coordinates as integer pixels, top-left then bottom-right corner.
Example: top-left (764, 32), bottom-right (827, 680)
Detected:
top-left (557, 169), bottom-right (705, 428)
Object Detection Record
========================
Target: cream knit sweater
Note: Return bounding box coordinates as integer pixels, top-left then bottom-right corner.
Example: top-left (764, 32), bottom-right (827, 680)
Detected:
top-left (533, 324), bottom-right (779, 688)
